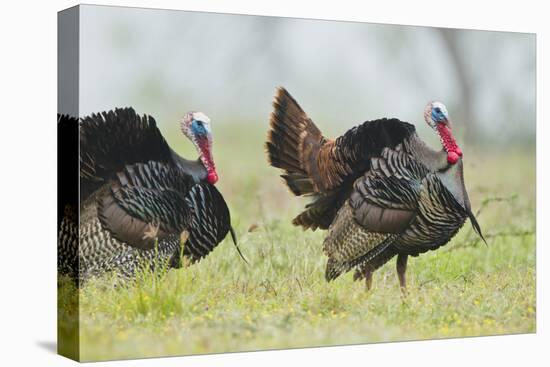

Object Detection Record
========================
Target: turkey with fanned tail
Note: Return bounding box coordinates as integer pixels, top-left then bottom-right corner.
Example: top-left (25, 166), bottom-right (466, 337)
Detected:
top-left (58, 108), bottom-right (245, 282)
top-left (266, 87), bottom-right (485, 292)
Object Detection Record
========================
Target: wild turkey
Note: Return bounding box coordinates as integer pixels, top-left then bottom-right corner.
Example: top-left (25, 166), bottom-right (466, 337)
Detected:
top-left (58, 107), bottom-right (244, 281)
top-left (266, 87), bottom-right (485, 291)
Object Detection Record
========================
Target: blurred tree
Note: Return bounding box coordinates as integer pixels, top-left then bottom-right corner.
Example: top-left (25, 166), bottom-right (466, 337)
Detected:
top-left (438, 28), bottom-right (475, 142)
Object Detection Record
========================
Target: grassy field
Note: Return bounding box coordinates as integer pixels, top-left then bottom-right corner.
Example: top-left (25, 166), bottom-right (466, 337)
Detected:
top-left (59, 125), bottom-right (536, 361)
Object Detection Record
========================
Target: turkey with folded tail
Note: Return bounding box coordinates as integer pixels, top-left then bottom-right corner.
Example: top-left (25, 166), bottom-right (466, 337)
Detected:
top-left (58, 108), bottom-right (246, 282)
top-left (266, 87), bottom-right (485, 292)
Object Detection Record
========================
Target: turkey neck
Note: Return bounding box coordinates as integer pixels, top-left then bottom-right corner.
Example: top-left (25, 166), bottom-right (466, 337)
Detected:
top-left (404, 134), bottom-right (448, 172)
top-left (171, 152), bottom-right (209, 183)
top-left (404, 134), bottom-right (470, 210)
top-left (196, 136), bottom-right (218, 184)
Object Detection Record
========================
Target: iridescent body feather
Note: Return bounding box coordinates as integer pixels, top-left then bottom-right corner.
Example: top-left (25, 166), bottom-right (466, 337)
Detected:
top-left (266, 87), bottom-right (485, 290)
top-left (58, 108), bottom-right (239, 283)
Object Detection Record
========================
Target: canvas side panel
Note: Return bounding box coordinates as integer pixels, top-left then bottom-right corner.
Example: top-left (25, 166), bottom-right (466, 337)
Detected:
top-left (57, 5), bottom-right (80, 362)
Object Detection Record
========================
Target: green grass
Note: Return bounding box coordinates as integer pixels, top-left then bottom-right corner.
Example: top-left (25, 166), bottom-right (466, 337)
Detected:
top-left (60, 126), bottom-right (536, 361)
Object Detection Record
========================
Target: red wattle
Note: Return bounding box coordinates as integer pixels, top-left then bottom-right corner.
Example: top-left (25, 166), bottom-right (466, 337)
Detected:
top-left (436, 123), bottom-right (462, 165)
top-left (197, 137), bottom-right (218, 184)
top-left (207, 170), bottom-right (218, 184)
top-left (447, 151), bottom-right (459, 164)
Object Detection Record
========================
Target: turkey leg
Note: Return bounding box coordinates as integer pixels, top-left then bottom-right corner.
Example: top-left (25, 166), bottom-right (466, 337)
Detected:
top-left (354, 265), bottom-right (374, 291)
top-left (365, 271), bottom-right (373, 290)
top-left (396, 254), bottom-right (408, 292)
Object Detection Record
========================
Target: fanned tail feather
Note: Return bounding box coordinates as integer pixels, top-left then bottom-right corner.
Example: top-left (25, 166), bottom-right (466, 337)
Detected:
top-left (266, 87), bottom-right (323, 196)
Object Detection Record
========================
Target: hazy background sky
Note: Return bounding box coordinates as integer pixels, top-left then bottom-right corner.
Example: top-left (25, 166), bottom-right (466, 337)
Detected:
top-left (79, 5), bottom-right (535, 145)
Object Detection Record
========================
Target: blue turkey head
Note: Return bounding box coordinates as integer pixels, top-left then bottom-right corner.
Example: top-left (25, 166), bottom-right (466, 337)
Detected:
top-left (423, 101), bottom-right (463, 164)
top-left (181, 111), bottom-right (218, 184)
top-left (424, 101), bottom-right (450, 129)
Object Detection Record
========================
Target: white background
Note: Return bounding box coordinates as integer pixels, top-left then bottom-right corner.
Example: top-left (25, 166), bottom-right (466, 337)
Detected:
top-left (0, 0), bottom-right (546, 366)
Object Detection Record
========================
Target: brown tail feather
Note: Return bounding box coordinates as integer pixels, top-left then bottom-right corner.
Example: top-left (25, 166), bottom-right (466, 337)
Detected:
top-left (266, 87), bottom-right (325, 196)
